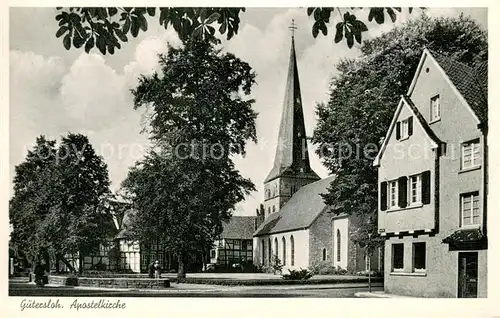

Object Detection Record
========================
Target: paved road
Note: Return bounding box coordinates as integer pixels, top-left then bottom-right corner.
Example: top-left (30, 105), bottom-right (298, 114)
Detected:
top-left (9, 281), bottom-right (383, 298)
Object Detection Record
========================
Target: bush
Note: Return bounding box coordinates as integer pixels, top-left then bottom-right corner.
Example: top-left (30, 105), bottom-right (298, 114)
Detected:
top-left (309, 261), bottom-right (349, 275)
top-left (356, 270), bottom-right (383, 277)
top-left (282, 268), bottom-right (313, 281)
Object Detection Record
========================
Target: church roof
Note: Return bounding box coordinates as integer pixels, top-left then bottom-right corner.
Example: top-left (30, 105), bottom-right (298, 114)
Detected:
top-left (254, 175), bottom-right (336, 236)
top-left (220, 216), bottom-right (257, 240)
top-left (264, 36), bottom-right (319, 183)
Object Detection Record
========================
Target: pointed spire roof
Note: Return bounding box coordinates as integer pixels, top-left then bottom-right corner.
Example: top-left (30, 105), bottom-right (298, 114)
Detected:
top-left (264, 36), bottom-right (319, 183)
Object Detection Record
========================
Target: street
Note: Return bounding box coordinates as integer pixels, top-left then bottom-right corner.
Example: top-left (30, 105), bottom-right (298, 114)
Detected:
top-left (9, 280), bottom-right (383, 298)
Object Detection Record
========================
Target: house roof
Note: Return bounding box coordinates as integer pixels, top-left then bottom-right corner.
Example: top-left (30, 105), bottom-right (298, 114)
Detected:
top-left (407, 49), bottom-right (487, 125)
top-left (430, 51), bottom-right (488, 124)
top-left (220, 216), bottom-right (257, 240)
top-left (254, 176), bottom-right (336, 236)
top-left (373, 95), bottom-right (442, 167)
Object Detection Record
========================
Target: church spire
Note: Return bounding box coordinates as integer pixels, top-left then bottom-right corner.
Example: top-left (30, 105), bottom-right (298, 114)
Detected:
top-left (264, 27), bottom-right (319, 183)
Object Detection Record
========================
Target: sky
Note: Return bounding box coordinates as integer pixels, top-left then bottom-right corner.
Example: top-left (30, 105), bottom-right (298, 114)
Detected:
top-left (9, 7), bottom-right (487, 216)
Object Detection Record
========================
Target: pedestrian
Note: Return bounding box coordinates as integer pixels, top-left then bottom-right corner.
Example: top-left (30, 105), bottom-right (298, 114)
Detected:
top-left (154, 260), bottom-right (161, 280)
top-left (148, 261), bottom-right (155, 278)
top-left (34, 261), bottom-right (45, 287)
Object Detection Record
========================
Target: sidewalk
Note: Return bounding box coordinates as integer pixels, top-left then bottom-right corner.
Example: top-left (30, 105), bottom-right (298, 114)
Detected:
top-left (354, 291), bottom-right (415, 298)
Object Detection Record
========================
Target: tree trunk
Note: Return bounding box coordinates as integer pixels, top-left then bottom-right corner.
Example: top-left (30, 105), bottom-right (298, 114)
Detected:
top-left (177, 253), bottom-right (187, 280)
top-left (78, 253), bottom-right (83, 275)
top-left (55, 255), bottom-right (60, 273)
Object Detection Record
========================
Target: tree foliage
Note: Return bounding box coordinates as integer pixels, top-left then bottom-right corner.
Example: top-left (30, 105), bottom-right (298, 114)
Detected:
top-left (54, 7), bottom-right (418, 54)
top-left (312, 14), bottom-right (488, 245)
top-left (121, 39), bottom-right (257, 278)
top-left (9, 134), bottom-right (112, 271)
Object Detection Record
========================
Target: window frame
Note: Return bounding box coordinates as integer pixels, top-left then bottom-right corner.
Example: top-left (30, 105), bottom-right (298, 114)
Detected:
top-left (409, 174), bottom-right (422, 206)
top-left (461, 139), bottom-right (481, 170)
top-left (391, 243), bottom-right (404, 272)
top-left (412, 242), bottom-right (426, 272)
top-left (401, 118), bottom-right (410, 139)
top-left (460, 192), bottom-right (481, 228)
top-left (388, 180), bottom-right (398, 209)
top-left (430, 94), bottom-right (441, 122)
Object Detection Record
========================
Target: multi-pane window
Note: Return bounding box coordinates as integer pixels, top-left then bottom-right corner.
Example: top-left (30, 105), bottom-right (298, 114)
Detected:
top-left (290, 235), bottom-right (295, 266)
top-left (461, 192), bottom-right (480, 226)
top-left (409, 174), bottom-right (422, 205)
top-left (282, 237), bottom-right (286, 266)
top-left (322, 248), bottom-right (327, 261)
top-left (430, 95), bottom-right (440, 121)
top-left (388, 180), bottom-right (398, 208)
top-left (461, 140), bottom-right (481, 169)
top-left (392, 243), bottom-right (404, 271)
top-left (412, 242), bottom-right (426, 271)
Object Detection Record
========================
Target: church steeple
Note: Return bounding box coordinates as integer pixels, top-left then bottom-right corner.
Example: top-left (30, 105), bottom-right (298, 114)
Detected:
top-left (264, 31), bottom-right (319, 183)
top-left (262, 27), bottom-right (320, 218)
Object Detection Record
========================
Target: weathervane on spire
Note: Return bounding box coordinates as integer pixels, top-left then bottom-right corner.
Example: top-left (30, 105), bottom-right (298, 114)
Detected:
top-left (289, 19), bottom-right (297, 37)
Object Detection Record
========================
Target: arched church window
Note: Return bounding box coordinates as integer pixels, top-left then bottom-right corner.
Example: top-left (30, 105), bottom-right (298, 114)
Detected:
top-left (322, 248), bottom-right (327, 261)
top-left (282, 237), bottom-right (287, 266)
top-left (268, 238), bottom-right (271, 264)
top-left (274, 237), bottom-right (279, 261)
top-left (272, 206), bottom-right (275, 213)
top-left (268, 207), bottom-right (271, 216)
top-left (337, 229), bottom-right (341, 262)
top-left (261, 240), bottom-right (265, 265)
top-left (290, 235), bottom-right (295, 266)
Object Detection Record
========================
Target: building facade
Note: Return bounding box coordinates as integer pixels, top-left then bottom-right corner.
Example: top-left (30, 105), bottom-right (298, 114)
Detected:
top-left (374, 49), bottom-right (488, 297)
top-left (210, 216), bottom-right (257, 269)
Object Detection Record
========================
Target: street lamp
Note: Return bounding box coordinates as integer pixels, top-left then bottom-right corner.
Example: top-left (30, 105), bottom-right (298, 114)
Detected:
top-left (367, 233), bottom-right (372, 293)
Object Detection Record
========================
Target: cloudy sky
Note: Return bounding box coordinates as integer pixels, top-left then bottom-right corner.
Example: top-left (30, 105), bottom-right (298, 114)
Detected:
top-left (9, 7), bottom-right (487, 216)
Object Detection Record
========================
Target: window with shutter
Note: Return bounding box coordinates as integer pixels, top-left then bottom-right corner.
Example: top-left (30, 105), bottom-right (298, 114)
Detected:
top-left (409, 174), bottom-right (422, 205)
top-left (388, 180), bottom-right (398, 208)
top-left (408, 116), bottom-right (413, 136)
top-left (430, 95), bottom-right (440, 122)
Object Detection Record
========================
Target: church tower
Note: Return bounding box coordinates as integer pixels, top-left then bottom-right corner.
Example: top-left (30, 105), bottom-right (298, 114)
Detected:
top-left (263, 27), bottom-right (320, 219)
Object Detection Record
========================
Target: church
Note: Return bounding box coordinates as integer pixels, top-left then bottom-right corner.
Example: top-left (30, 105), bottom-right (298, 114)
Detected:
top-left (252, 34), bottom-right (382, 273)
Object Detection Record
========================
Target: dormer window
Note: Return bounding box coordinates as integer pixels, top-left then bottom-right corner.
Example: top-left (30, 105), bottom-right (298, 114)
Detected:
top-left (430, 95), bottom-right (440, 122)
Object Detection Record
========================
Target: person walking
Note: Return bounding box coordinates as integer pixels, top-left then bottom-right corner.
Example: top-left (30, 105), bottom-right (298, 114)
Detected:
top-left (148, 261), bottom-right (155, 278)
top-left (154, 260), bottom-right (161, 279)
top-left (34, 261), bottom-right (45, 287)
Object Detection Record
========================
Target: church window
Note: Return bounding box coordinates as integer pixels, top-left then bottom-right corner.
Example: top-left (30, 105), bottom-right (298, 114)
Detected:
top-left (261, 240), bottom-right (265, 265)
top-left (272, 206), bottom-right (276, 213)
top-left (322, 248), bottom-right (327, 261)
top-left (268, 238), bottom-right (272, 264)
top-left (282, 237), bottom-right (287, 266)
top-left (274, 238), bottom-right (279, 261)
top-left (268, 207), bottom-right (271, 217)
top-left (336, 230), bottom-right (341, 262)
top-left (290, 235), bottom-right (295, 266)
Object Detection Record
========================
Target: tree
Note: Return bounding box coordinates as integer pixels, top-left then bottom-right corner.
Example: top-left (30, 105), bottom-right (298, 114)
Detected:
top-left (312, 14), bottom-right (487, 247)
top-left (121, 38), bottom-right (257, 279)
top-left (9, 134), bottom-right (112, 273)
top-left (53, 7), bottom-right (419, 54)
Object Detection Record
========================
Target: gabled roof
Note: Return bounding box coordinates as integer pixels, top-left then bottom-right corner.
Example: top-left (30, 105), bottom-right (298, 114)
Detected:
top-left (407, 49), bottom-right (487, 124)
top-left (115, 208), bottom-right (136, 240)
top-left (373, 95), bottom-right (442, 167)
top-left (254, 176), bottom-right (336, 236)
top-left (220, 216), bottom-right (257, 240)
top-left (264, 36), bottom-right (319, 183)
